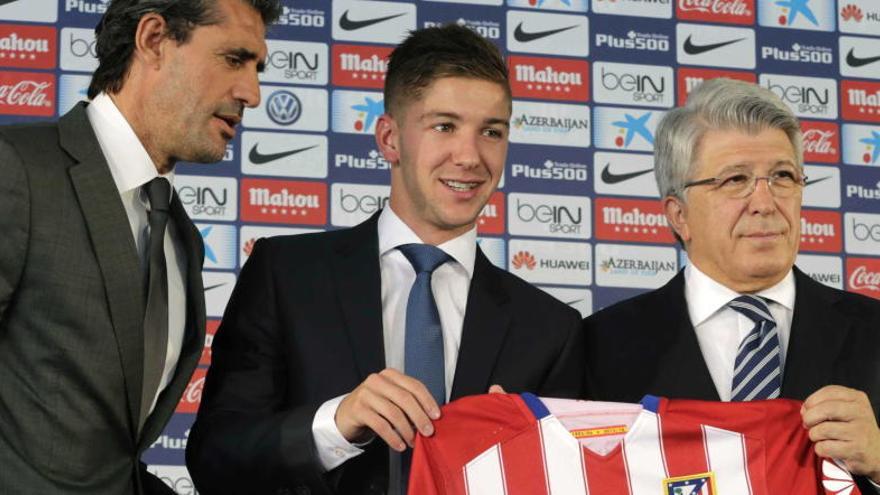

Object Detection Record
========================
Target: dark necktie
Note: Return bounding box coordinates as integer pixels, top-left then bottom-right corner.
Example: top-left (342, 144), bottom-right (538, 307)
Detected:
top-left (141, 177), bottom-right (171, 431)
top-left (397, 243), bottom-right (451, 495)
top-left (729, 295), bottom-right (782, 401)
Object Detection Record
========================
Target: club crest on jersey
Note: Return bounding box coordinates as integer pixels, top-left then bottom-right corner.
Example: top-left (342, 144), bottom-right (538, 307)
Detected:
top-left (663, 472), bottom-right (716, 495)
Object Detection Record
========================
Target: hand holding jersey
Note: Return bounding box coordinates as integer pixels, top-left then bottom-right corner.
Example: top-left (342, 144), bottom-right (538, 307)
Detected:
top-left (804, 385), bottom-right (880, 484)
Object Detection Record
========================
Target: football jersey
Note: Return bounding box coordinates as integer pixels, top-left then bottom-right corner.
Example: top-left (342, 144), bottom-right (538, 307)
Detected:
top-left (408, 393), bottom-right (859, 495)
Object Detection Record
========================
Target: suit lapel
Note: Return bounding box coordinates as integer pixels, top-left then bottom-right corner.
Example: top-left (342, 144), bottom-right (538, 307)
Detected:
top-left (138, 193), bottom-right (206, 449)
top-left (782, 268), bottom-right (849, 400)
top-left (62, 103), bottom-right (143, 441)
top-left (330, 214), bottom-right (386, 379)
top-left (450, 248), bottom-right (511, 400)
top-left (648, 272), bottom-right (720, 400)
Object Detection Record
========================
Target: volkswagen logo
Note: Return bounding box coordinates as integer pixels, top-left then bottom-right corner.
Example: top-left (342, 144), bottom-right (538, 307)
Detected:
top-left (267, 90), bottom-right (302, 126)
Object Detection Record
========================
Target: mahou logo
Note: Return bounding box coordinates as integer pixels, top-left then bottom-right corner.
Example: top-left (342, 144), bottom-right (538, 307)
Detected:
top-left (0, 71), bottom-right (54, 116)
top-left (676, 67), bottom-right (755, 105)
top-left (241, 178), bottom-right (327, 226)
top-left (677, 0), bottom-right (755, 25)
top-left (199, 320), bottom-right (220, 366)
top-left (800, 210), bottom-right (842, 253)
top-left (842, 79), bottom-right (880, 123)
top-left (331, 43), bottom-right (391, 89)
top-left (177, 368), bottom-right (207, 414)
top-left (801, 120), bottom-right (840, 163)
top-left (508, 55), bottom-right (589, 102)
top-left (594, 198), bottom-right (675, 244)
top-left (847, 257), bottom-right (880, 299)
top-left (0, 24), bottom-right (56, 69)
top-left (477, 191), bottom-right (505, 235)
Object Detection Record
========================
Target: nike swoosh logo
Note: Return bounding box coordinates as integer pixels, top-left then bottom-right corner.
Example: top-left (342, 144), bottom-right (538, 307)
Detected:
top-left (601, 163), bottom-right (654, 184)
top-left (683, 35), bottom-right (745, 55)
top-left (846, 48), bottom-right (880, 68)
top-left (0, 0), bottom-right (19, 5)
top-left (564, 298), bottom-right (584, 306)
top-left (513, 22), bottom-right (578, 43)
top-left (805, 176), bottom-right (831, 186)
top-left (339, 10), bottom-right (406, 31)
top-left (249, 144), bottom-right (318, 165)
top-left (204, 283), bottom-right (227, 292)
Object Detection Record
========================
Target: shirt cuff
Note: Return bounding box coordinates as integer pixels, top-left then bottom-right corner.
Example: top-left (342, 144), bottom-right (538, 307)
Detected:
top-left (311, 394), bottom-right (370, 472)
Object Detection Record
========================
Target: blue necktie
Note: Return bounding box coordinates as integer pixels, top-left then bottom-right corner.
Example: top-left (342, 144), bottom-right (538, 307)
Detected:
top-left (729, 295), bottom-right (782, 401)
top-left (398, 243), bottom-right (452, 405)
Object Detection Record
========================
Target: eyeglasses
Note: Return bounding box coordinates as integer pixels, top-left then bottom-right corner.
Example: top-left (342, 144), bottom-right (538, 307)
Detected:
top-left (681, 169), bottom-right (807, 199)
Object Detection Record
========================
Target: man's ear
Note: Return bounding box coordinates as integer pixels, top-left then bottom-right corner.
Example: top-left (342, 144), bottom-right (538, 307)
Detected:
top-left (132, 12), bottom-right (170, 70)
top-left (663, 195), bottom-right (691, 244)
top-left (375, 113), bottom-right (401, 166)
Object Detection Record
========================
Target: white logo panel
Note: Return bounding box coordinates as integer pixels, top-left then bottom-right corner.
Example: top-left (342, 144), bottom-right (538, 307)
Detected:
top-left (539, 286), bottom-right (593, 317)
top-left (0, 0), bottom-right (57, 22)
top-left (593, 62), bottom-right (674, 108)
top-left (58, 74), bottom-right (91, 116)
top-left (510, 100), bottom-right (591, 148)
top-left (60, 27), bottom-right (97, 72)
top-left (244, 86), bottom-right (328, 132)
top-left (593, 152), bottom-right (659, 198)
top-left (203, 272), bottom-right (237, 318)
top-left (175, 175), bottom-right (238, 222)
top-left (331, 0), bottom-right (416, 43)
top-left (262, 39), bottom-right (328, 86)
top-left (840, 36), bottom-right (880, 80)
top-left (508, 193), bottom-right (591, 239)
top-left (508, 239), bottom-right (592, 286)
top-left (595, 243), bottom-right (678, 289)
top-left (759, 74), bottom-right (838, 120)
top-left (803, 165), bottom-right (841, 209)
top-left (506, 10), bottom-right (589, 57)
top-left (242, 132), bottom-right (328, 179)
top-left (795, 254), bottom-right (844, 289)
top-left (842, 123), bottom-right (880, 167)
top-left (330, 183), bottom-right (390, 227)
top-left (197, 223), bottom-right (237, 270)
top-left (838, 0), bottom-right (880, 36)
top-left (676, 23), bottom-right (756, 69)
top-left (845, 212), bottom-right (880, 255)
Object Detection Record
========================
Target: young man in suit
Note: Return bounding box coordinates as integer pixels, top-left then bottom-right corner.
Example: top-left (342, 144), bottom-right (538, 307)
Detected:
top-left (0, 0), bottom-right (279, 493)
top-left (186, 24), bottom-right (585, 495)
top-left (584, 78), bottom-right (880, 491)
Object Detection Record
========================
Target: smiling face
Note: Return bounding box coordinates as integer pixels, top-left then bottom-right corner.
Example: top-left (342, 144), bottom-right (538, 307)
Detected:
top-left (377, 76), bottom-right (510, 245)
top-left (664, 127), bottom-right (803, 292)
top-left (144, 0), bottom-right (267, 167)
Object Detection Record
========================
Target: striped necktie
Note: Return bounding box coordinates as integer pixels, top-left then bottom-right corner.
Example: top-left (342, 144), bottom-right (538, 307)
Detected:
top-left (729, 295), bottom-right (782, 401)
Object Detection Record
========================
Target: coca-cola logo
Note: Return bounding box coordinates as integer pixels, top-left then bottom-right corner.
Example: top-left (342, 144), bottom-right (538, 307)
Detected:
top-left (803, 130), bottom-right (834, 153)
top-left (677, 0), bottom-right (754, 24)
top-left (177, 368), bottom-right (207, 413)
top-left (849, 265), bottom-right (880, 292)
top-left (0, 71), bottom-right (54, 116)
top-left (801, 120), bottom-right (839, 163)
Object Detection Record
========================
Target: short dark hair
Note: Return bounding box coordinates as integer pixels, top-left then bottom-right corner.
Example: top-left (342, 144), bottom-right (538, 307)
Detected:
top-left (87, 0), bottom-right (281, 99)
top-left (384, 23), bottom-right (510, 117)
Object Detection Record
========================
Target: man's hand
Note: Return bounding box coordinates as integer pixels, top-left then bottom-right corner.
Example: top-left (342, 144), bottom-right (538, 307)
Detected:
top-left (802, 385), bottom-right (880, 482)
top-left (336, 368), bottom-right (440, 452)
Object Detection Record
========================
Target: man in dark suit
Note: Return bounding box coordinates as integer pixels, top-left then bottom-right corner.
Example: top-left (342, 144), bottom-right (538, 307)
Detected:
top-left (584, 78), bottom-right (880, 490)
top-left (0, 1), bottom-right (279, 493)
top-left (186, 25), bottom-right (584, 495)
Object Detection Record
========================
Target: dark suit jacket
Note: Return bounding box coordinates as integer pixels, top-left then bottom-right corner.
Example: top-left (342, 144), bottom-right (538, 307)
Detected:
top-left (186, 212), bottom-right (585, 494)
top-left (0, 103), bottom-right (206, 494)
top-left (584, 267), bottom-right (880, 492)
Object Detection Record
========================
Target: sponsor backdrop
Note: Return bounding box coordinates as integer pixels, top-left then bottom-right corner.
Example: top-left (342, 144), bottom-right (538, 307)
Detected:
top-left (1, 0), bottom-right (878, 489)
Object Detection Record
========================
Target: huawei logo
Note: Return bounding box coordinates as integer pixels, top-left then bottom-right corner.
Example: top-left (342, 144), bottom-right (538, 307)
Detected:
top-left (840, 4), bottom-right (863, 22)
top-left (821, 459), bottom-right (855, 495)
top-left (512, 251), bottom-right (536, 270)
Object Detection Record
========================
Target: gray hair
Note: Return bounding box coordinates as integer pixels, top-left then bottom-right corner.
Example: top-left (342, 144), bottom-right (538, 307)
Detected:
top-left (654, 78), bottom-right (803, 200)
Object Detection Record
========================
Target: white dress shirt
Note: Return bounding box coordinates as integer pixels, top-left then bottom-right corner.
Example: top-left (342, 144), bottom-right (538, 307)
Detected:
top-left (312, 206), bottom-right (476, 472)
top-left (684, 263), bottom-right (794, 402)
top-left (86, 92), bottom-right (188, 415)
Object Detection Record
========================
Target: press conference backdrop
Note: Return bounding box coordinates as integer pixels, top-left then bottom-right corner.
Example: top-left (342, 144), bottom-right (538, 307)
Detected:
top-left (1, 0), bottom-right (878, 490)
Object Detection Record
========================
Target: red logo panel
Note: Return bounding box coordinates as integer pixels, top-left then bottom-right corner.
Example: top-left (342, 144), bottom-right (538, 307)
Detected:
top-left (199, 320), bottom-right (220, 366)
top-left (241, 179), bottom-right (327, 226)
top-left (676, 0), bottom-right (755, 25)
top-left (332, 44), bottom-right (392, 89)
top-left (176, 368), bottom-right (206, 414)
top-left (846, 257), bottom-right (880, 300)
top-left (842, 80), bottom-right (880, 123)
top-left (677, 68), bottom-right (756, 105)
top-left (509, 56), bottom-right (589, 102)
top-left (0, 24), bottom-right (56, 69)
top-left (594, 197), bottom-right (675, 244)
top-left (801, 120), bottom-right (840, 164)
top-left (0, 71), bottom-right (54, 116)
top-left (800, 210), bottom-right (842, 253)
top-left (477, 191), bottom-right (505, 235)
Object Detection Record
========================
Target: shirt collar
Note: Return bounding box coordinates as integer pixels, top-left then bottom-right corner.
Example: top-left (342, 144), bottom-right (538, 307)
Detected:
top-left (685, 262), bottom-right (795, 326)
top-left (86, 92), bottom-right (173, 195)
top-left (377, 206), bottom-right (477, 278)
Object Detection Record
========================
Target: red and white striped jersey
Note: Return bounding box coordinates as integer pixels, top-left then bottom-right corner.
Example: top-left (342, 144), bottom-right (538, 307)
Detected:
top-left (408, 393), bottom-right (859, 495)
